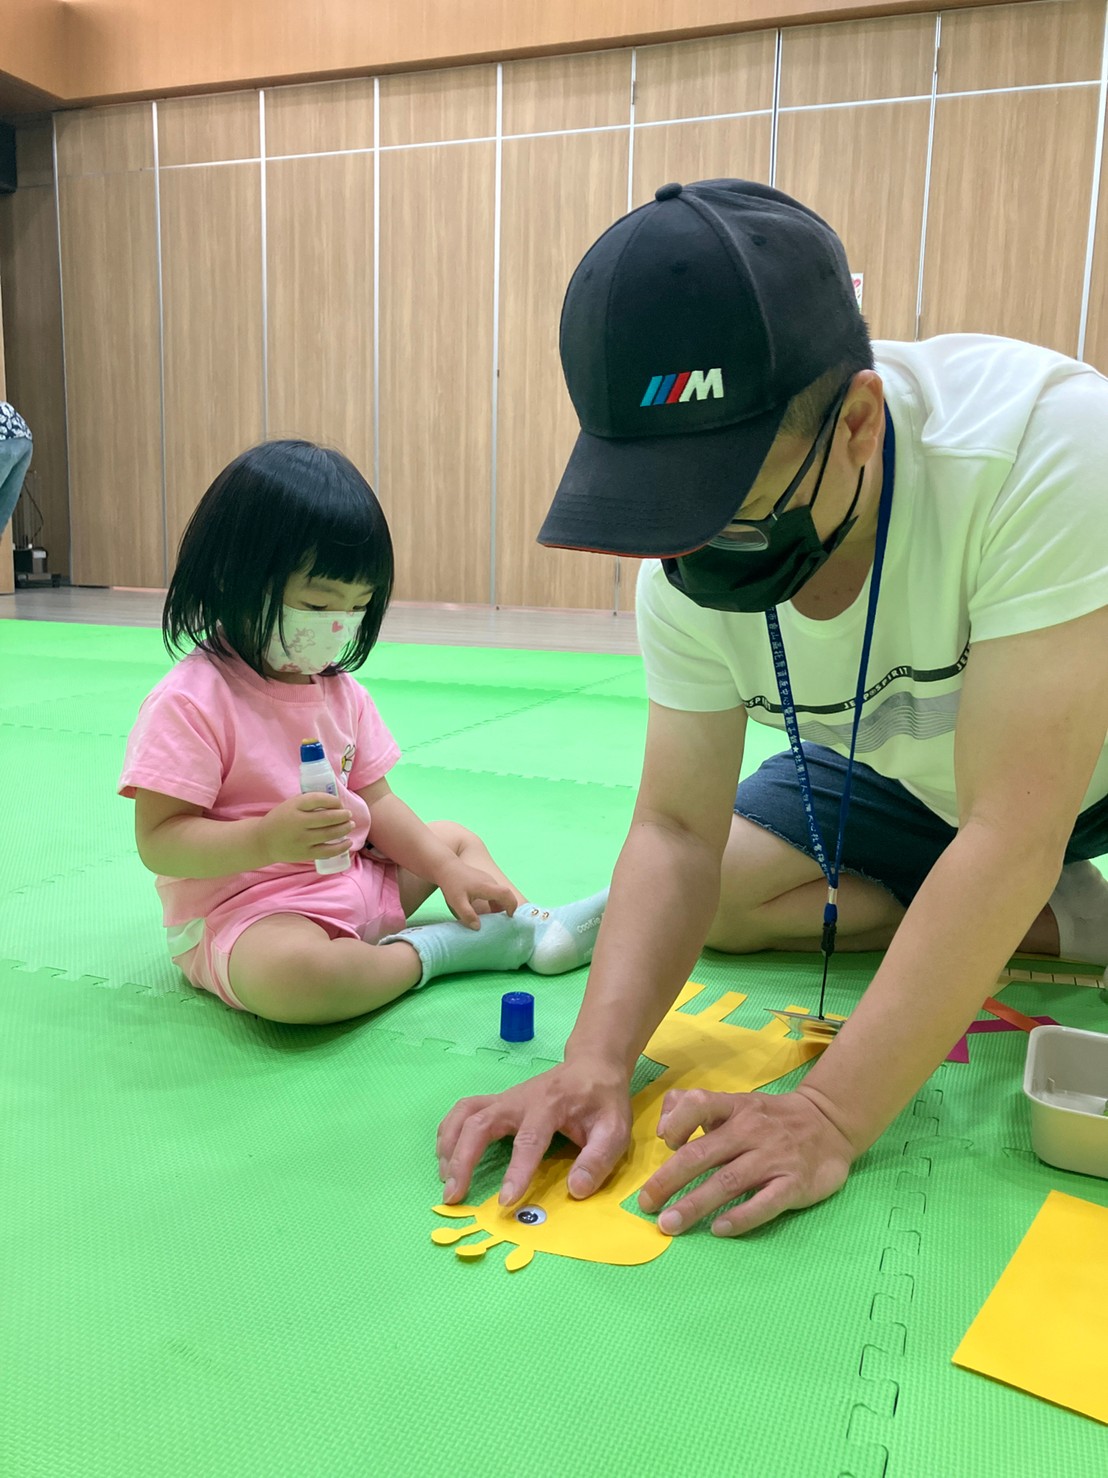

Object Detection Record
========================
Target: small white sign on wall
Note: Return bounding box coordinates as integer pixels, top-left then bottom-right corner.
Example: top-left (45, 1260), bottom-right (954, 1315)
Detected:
top-left (851, 272), bottom-right (864, 310)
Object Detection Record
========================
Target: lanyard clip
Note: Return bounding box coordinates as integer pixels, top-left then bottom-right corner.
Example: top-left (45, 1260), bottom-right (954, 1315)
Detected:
top-left (820, 917), bottom-right (838, 959)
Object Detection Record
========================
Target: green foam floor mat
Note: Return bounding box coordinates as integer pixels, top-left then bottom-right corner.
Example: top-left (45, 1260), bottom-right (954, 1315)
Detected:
top-left (2, 960), bottom-right (1106, 1477)
top-left (2, 617), bottom-right (1108, 1476)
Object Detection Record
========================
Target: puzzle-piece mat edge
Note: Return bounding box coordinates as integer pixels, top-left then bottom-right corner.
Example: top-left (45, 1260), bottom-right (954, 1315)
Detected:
top-left (0, 963), bottom-right (1099, 1478)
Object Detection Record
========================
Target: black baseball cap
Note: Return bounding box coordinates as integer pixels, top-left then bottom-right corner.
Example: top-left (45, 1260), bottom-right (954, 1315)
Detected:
top-left (537, 179), bottom-right (862, 559)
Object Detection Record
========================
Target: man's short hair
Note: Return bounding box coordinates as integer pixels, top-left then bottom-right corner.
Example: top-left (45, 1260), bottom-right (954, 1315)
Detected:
top-left (778, 317), bottom-right (876, 438)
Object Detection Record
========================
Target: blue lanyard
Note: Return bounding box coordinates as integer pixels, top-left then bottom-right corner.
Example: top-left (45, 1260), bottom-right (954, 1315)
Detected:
top-left (764, 411), bottom-right (896, 1008)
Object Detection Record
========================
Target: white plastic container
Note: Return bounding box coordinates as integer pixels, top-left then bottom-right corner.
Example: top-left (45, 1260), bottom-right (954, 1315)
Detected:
top-left (1023, 1024), bottom-right (1108, 1180)
top-left (298, 738), bottom-right (351, 875)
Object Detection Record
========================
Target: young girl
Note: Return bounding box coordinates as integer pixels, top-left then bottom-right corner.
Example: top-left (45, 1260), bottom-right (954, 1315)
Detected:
top-left (119, 440), bottom-right (607, 1025)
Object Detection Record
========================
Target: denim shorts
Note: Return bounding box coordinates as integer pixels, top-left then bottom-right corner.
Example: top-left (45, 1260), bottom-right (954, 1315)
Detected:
top-left (735, 743), bottom-right (1108, 908)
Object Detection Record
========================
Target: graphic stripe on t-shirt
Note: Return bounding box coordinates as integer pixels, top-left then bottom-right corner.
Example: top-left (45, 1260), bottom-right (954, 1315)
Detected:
top-left (742, 642), bottom-right (970, 719)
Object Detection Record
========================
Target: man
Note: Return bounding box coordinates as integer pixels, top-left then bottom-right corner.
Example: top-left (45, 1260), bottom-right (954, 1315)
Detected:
top-left (438, 179), bottom-right (1108, 1238)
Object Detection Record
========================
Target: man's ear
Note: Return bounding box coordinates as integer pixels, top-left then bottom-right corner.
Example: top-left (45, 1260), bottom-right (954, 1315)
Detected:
top-left (841, 371), bottom-right (884, 466)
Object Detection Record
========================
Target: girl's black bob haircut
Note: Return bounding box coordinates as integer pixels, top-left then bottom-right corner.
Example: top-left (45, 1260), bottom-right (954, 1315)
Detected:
top-left (164, 440), bottom-right (393, 676)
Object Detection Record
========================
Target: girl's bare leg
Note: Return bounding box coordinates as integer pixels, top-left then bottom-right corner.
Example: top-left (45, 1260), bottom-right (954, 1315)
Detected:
top-left (228, 912), bottom-right (422, 1025)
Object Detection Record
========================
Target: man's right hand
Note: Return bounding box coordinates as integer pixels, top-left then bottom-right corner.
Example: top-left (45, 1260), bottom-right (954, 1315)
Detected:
top-left (436, 1059), bottom-right (634, 1207)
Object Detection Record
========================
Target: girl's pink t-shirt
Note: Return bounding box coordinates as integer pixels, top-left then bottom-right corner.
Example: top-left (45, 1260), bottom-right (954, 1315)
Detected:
top-left (119, 648), bottom-right (401, 928)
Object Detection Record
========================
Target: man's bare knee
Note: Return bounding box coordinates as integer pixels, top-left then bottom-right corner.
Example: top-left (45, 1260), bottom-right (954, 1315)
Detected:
top-left (705, 910), bottom-right (763, 955)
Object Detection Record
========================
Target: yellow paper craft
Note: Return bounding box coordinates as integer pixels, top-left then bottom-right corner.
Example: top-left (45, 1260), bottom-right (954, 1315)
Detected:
top-left (432, 982), bottom-right (829, 1273)
top-left (952, 1190), bottom-right (1108, 1425)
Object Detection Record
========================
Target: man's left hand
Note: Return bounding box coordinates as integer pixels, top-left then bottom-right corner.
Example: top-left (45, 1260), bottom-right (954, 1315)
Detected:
top-left (637, 1086), bottom-right (856, 1237)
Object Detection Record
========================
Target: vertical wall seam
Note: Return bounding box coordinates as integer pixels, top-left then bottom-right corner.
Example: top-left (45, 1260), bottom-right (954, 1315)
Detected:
top-left (1077, 0), bottom-right (1108, 360)
top-left (373, 76), bottom-right (381, 495)
top-left (259, 90), bottom-right (269, 437)
top-left (51, 115), bottom-right (74, 583)
top-left (489, 63), bottom-right (504, 606)
top-left (616, 47), bottom-right (638, 614)
top-left (152, 101), bottom-right (170, 584)
top-left (915, 15), bottom-right (942, 341)
top-left (626, 45), bottom-right (637, 212)
top-left (769, 30), bottom-right (783, 185)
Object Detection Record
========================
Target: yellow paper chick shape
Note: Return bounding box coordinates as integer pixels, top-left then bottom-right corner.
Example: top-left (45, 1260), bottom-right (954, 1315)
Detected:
top-left (432, 983), bottom-right (829, 1273)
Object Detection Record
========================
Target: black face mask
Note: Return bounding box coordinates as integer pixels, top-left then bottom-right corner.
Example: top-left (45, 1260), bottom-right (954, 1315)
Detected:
top-left (663, 386), bottom-right (864, 614)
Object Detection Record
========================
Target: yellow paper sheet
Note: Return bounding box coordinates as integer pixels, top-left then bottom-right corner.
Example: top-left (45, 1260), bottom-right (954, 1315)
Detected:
top-left (432, 984), bottom-right (828, 1273)
top-left (952, 1190), bottom-right (1108, 1425)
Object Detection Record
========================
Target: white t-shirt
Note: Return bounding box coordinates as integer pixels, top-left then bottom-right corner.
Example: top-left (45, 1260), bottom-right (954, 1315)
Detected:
top-left (637, 334), bottom-right (1108, 826)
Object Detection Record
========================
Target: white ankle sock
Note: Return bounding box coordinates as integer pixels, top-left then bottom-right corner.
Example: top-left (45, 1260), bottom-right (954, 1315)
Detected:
top-left (379, 887), bottom-right (610, 986)
top-left (523, 888), bottom-right (609, 976)
top-left (379, 911), bottom-right (532, 987)
top-left (1048, 861), bottom-right (1108, 965)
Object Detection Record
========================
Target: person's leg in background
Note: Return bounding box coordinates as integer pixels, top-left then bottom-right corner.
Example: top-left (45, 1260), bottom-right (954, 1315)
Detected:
top-left (0, 406), bottom-right (33, 539)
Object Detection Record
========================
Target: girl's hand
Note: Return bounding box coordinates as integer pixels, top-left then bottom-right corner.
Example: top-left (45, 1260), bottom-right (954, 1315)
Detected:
top-left (257, 793), bottom-right (353, 866)
top-left (436, 860), bottom-right (518, 930)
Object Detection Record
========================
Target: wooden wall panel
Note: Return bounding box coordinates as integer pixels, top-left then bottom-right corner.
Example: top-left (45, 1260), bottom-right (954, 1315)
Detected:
top-left (634, 32), bottom-right (776, 122)
top-left (378, 66), bottom-right (497, 147)
top-left (266, 153), bottom-right (374, 476)
top-left (502, 49), bottom-right (631, 135)
top-left (0, 138), bottom-right (70, 578)
top-left (778, 14), bottom-right (935, 105)
top-left (55, 103), bottom-right (153, 175)
top-left (775, 100), bottom-right (931, 339)
top-left (632, 113), bottom-right (772, 204)
top-left (2, 0), bottom-right (66, 99)
top-left (938, 0), bottom-right (1104, 93)
top-left (157, 91), bottom-right (260, 166)
top-left (263, 78), bottom-right (375, 157)
top-left (496, 131), bottom-right (628, 611)
top-left (58, 170), bottom-right (163, 585)
top-left (160, 164), bottom-right (264, 562)
top-left (1081, 93), bottom-right (1108, 374)
top-left (17, 4), bottom-right (1108, 612)
top-left (921, 88), bottom-right (1098, 353)
top-left (378, 143), bottom-right (495, 603)
top-left (15, 121), bottom-right (55, 187)
top-left (56, 0), bottom-right (1008, 108)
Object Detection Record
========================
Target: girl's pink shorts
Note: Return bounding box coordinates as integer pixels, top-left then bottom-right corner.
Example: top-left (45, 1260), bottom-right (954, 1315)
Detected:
top-left (172, 858), bottom-right (407, 1011)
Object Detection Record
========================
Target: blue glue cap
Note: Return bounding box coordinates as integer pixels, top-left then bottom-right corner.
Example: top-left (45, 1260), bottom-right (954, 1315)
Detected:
top-left (500, 990), bottom-right (535, 1042)
top-left (300, 739), bottom-right (325, 762)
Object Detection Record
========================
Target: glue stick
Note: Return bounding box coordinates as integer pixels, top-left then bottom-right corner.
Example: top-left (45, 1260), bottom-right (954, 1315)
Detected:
top-left (299, 738), bottom-right (352, 875)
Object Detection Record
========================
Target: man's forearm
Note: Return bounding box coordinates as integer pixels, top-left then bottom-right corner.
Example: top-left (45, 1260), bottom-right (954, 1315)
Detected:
top-left (564, 816), bottom-right (724, 1078)
top-left (801, 819), bottom-right (1063, 1153)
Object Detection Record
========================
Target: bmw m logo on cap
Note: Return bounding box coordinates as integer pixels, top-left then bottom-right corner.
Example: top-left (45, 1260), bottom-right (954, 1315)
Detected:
top-left (640, 369), bottom-right (725, 407)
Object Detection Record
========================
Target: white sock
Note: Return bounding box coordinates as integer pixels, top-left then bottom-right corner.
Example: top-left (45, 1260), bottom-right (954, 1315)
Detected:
top-left (1047, 860), bottom-right (1108, 965)
top-left (378, 911), bottom-right (532, 987)
top-left (379, 887), bottom-right (610, 986)
top-left (523, 888), bottom-right (609, 976)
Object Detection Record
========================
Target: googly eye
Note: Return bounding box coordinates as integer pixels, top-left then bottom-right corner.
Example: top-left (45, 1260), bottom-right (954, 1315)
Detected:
top-left (514, 1205), bottom-right (547, 1226)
